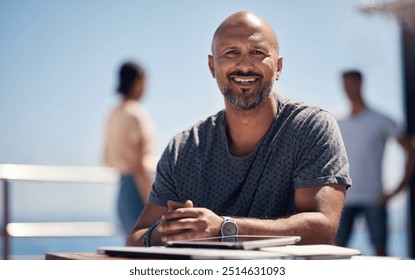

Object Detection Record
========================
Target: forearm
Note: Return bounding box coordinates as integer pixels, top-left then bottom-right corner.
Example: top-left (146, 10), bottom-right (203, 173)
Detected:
top-left (127, 228), bottom-right (147, 246)
top-left (392, 135), bottom-right (415, 196)
top-left (399, 147), bottom-right (415, 191)
top-left (127, 224), bottom-right (164, 247)
top-left (126, 203), bottom-right (170, 247)
top-left (235, 212), bottom-right (338, 245)
top-left (133, 167), bottom-right (153, 202)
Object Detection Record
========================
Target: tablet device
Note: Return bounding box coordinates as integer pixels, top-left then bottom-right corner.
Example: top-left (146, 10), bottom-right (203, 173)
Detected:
top-left (97, 246), bottom-right (292, 260)
top-left (166, 235), bottom-right (301, 250)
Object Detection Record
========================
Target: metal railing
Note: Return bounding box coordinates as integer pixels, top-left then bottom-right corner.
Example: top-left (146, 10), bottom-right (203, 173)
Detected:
top-left (0, 164), bottom-right (120, 260)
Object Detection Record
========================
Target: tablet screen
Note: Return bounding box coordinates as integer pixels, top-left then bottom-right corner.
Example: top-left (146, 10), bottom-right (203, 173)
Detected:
top-left (167, 235), bottom-right (301, 250)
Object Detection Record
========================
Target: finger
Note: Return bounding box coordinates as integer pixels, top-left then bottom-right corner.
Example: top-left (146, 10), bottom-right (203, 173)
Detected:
top-left (161, 225), bottom-right (210, 243)
top-left (157, 224), bottom-right (185, 237)
top-left (159, 221), bottom-right (210, 242)
top-left (158, 217), bottom-right (205, 234)
top-left (167, 200), bottom-right (185, 211)
top-left (162, 208), bottom-right (199, 221)
top-left (167, 200), bottom-right (193, 212)
top-left (160, 229), bottom-right (194, 243)
top-left (158, 219), bottom-right (192, 235)
top-left (184, 200), bottom-right (193, 208)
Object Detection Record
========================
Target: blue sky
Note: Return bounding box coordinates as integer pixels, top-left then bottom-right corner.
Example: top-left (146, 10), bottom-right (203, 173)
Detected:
top-left (0, 0), bottom-right (404, 166)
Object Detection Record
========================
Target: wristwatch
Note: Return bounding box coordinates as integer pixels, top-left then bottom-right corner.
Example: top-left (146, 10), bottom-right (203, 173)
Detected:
top-left (220, 216), bottom-right (238, 236)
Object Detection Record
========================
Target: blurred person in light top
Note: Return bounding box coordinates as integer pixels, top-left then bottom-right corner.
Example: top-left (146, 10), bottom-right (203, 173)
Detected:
top-left (104, 61), bottom-right (157, 238)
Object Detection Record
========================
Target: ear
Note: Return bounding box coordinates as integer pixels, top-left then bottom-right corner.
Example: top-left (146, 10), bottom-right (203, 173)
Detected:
top-left (208, 55), bottom-right (215, 78)
top-left (275, 56), bottom-right (283, 80)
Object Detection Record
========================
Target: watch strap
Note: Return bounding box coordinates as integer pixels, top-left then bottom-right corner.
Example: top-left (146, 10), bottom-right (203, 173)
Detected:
top-left (144, 219), bottom-right (161, 247)
top-left (222, 216), bottom-right (234, 222)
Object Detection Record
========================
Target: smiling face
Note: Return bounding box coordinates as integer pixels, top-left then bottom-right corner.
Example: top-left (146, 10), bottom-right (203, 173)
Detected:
top-left (208, 12), bottom-right (283, 110)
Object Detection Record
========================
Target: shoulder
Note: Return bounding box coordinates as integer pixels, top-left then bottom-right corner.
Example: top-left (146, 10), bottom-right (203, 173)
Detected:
top-left (279, 95), bottom-right (326, 117)
top-left (367, 108), bottom-right (396, 123)
top-left (123, 102), bottom-right (150, 119)
top-left (107, 102), bottom-right (139, 119)
top-left (366, 108), bottom-right (401, 130)
top-left (167, 110), bottom-right (224, 151)
top-left (277, 95), bottom-right (337, 129)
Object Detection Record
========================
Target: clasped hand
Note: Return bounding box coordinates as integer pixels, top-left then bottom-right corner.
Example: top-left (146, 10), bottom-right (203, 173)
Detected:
top-left (157, 200), bottom-right (223, 244)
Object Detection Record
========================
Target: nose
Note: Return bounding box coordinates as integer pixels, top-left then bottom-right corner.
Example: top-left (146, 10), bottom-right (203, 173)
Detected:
top-left (235, 53), bottom-right (254, 72)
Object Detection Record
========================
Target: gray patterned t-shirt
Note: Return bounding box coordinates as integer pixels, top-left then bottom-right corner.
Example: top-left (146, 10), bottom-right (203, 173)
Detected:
top-left (149, 95), bottom-right (351, 218)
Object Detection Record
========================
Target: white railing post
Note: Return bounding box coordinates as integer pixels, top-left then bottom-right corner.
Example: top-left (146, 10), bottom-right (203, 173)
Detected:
top-left (0, 164), bottom-right (121, 259)
top-left (1, 179), bottom-right (10, 260)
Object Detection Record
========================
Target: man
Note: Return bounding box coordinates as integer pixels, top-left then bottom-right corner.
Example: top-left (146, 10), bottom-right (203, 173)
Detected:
top-left (127, 11), bottom-right (351, 247)
top-left (335, 70), bottom-right (414, 256)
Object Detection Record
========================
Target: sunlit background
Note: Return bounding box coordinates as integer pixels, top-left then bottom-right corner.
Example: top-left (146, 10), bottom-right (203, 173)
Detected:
top-left (0, 0), bottom-right (409, 258)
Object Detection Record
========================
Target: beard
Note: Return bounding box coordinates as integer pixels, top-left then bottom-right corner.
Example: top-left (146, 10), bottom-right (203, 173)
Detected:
top-left (218, 76), bottom-right (274, 111)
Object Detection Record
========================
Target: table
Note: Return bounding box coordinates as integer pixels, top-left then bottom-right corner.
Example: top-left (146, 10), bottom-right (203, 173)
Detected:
top-left (45, 252), bottom-right (131, 260)
top-left (45, 252), bottom-right (398, 261)
top-left (45, 244), bottom-right (369, 260)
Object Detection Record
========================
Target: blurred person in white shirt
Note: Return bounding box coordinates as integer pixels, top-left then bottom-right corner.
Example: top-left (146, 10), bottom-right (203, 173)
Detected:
top-left (335, 70), bottom-right (414, 256)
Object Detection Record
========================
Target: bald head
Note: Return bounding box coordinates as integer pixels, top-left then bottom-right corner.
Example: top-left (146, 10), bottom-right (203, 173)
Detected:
top-left (207, 11), bottom-right (283, 111)
top-left (211, 11), bottom-right (279, 55)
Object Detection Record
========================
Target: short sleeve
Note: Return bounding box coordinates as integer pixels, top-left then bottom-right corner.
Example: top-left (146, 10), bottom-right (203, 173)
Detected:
top-left (293, 110), bottom-right (352, 189)
top-left (383, 115), bottom-right (403, 139)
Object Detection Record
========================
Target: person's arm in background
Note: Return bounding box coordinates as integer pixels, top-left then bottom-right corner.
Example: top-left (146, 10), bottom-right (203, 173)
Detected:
top-left (131, 110), bottom-right (157, 203)
top-left (132, 141), bottom-right (153, 203)
top-left (379, 133), bottom-right (415, 205)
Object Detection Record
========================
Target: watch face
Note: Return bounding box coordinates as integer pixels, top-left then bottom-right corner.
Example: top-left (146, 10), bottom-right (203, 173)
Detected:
top-left (221, 220), bottom-right (238, 236)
